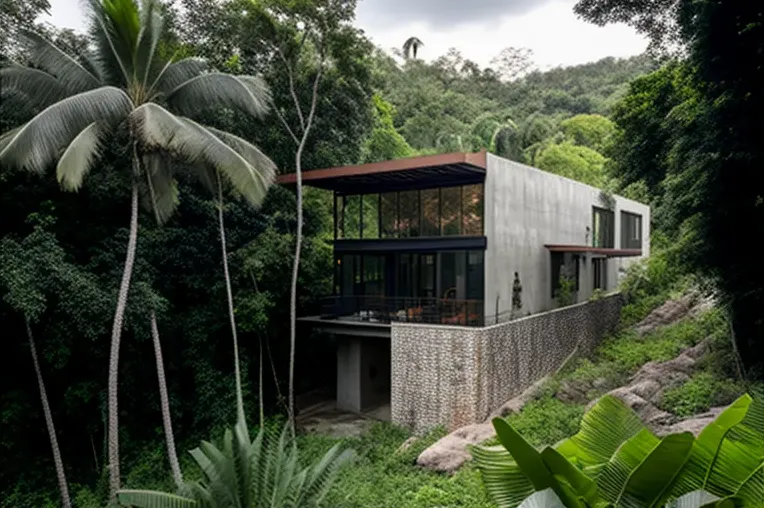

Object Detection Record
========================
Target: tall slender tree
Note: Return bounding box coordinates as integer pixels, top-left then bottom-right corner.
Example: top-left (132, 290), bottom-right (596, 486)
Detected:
top-left (0, 0), bottom-right (274, 499)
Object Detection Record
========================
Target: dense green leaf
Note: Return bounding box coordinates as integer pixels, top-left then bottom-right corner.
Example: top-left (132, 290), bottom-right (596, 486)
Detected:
top-left (671, 394), bottom-right (753, 496)
top-left (116, 489), bottom-right (197, 508)
top-left (557, 395), bottom-right (646, 469)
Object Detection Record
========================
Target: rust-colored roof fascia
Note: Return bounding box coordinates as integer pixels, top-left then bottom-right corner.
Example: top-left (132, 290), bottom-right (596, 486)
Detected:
top-left (545, 244), bottom-right (643, 257)
top-left (275, 151), bottom-right (487, 185)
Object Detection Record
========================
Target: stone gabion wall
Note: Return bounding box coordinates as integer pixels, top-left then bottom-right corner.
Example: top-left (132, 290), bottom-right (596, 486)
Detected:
top-left (391, 293), bottom-right (623, 433)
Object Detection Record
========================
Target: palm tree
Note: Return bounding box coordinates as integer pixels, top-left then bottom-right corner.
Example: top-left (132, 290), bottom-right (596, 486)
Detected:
top-left (0, 0), bottom-right (274, 499)
top-left (402, 36), bottom-right (424, 59)
top-left (27, 319), bottom-right (72, 508)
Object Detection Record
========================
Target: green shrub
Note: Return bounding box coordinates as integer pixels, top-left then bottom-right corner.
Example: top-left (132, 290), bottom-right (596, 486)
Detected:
top-left (660, 372), bottom-right (746, 418)
top-left (505, 397), bottom-right (585, 447)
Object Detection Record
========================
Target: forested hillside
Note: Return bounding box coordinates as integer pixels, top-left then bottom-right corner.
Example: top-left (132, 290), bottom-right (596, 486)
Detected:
top-left (363, 50), bottom-right (656, 187)
top-left (2, 0), bottom-right (762, 506)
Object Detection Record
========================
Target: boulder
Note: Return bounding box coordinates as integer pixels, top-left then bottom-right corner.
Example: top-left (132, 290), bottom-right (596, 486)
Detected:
top-left (417, 379), bottom-right (547, 473)
top-left (659, 406), bottom-right (727, 436)
top-left (492, 376), bottom-right (550, 417)
top-left (416, 422), bottom-right (495, 473)
top-left (635, 294), bottom-right (695, 336)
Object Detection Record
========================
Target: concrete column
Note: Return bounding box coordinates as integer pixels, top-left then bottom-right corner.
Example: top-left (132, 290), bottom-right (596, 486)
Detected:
top-left (337, 336), bottom-right (362, 412)
top-left (337, 336), bottom-right (391, 413)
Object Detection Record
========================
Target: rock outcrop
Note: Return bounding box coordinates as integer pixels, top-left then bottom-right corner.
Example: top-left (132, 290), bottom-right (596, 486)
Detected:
top-left (415, 294), bottom-right (720, 473)
top-left (416, 379), bottom-right (547, 473)
top-left (634, 292), bottom-right (715, 336)
top-left (591, 340), bottom-right (710, 431)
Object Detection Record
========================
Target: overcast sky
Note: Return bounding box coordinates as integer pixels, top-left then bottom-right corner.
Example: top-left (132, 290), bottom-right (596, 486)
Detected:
top-left (41, 0), bottom-right (647, 69)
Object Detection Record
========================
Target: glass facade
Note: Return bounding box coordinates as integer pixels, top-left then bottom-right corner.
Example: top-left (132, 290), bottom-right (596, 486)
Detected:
top-left (335, 250), bottom-right (484, 302)
top-left (335, 184), bottom-right (484, 240)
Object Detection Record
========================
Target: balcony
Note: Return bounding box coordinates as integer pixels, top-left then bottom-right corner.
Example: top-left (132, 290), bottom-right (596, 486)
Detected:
top-left (320, 295), bottom-right (485, 327)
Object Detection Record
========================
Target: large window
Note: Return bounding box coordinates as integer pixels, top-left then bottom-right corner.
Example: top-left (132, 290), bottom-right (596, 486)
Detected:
top-left (399, 190), bottom-right (420, 238)
top-left (620, 211), bottom-right (642, 249)
top-left (380, 192), bottom-right (398, 238)
top-left (551, 252), bottom-right (580, 296)
top-left (462, 184), bottom-right (484, 236)
top-left (592, 207), bottom-right (615, 248)
top-left (362, 194), bottom-right (379, 239)
top-left (338, 251), bottom-right (484, 302)
top-left (421, 188), bottom-right (440, 237)
top-left (441, 186), bottom-right (462, 235)
top-left (335, 184), bottom-right (484, 240)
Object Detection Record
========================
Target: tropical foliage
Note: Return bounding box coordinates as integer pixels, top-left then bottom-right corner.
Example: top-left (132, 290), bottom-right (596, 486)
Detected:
top-left (472, 393), bottom-right (764, 507)
top-left (117, 420), bottom-right (355, 507)
top-left (1, 0), bottom-right (275, 501)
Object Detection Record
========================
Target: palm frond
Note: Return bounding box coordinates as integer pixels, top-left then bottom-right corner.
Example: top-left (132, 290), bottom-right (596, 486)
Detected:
top-left (671, 394), bottom-right (752, 495)
top-left (116, 489), bottom-right (197, 508)
top-left (142, 152), bottom-right (178, 224)
top-left (129, 103), bottom-right (273, 207)
top-left (57, 122), bottom-right (103, 191)
top-left (733, 462), bottom-right (764, 504)
top-left (556, 395), bottom-right (646, 468)
top-left (0, 124), bottom-right (25, 154)
top-left (152, 57), bottom-right (208, 96)
top-left (516, 489), bottom-right (565, 508)
top-left (299, 444), bottom-right (355, 506)
top-left (0, 64), bottom-right (69, 109)
top-left (85, 0), bottom-right (136, 85)
top-left (204, 126), bottom-right (276, 205)
top-left (18, 29), bottom-right (100, 93)
top-left (470, 444), bottom-right (535, 508)
top-left (165, 73), bottom-right (271, 119)
top-left (668, 491), bottom-right (720, 508)
top-left (0, 86), bottom-right (133, 174)
top-left (135, 0), bottom-right (163, 86)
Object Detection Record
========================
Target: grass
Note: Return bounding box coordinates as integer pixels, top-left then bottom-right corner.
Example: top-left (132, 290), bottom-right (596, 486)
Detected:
top-left (298, 423), bottom-right (493, 508)
top-left (659, 371), bottom-right (746, 418)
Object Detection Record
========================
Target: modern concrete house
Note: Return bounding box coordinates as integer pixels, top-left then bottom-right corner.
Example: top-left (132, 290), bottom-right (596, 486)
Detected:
top-left (278, 151), bottom-right (650, 421)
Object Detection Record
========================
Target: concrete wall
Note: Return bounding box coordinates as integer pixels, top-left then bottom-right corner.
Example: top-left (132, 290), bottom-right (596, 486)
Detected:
top-left (483, 154), bottom-right (650, 317)
top-left (391, 293), bottom-right (623, 433)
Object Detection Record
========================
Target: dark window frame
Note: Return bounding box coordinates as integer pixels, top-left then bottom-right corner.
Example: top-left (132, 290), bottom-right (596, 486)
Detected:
top-left (620, 211), bottom-right (643, 250)
top-left (334, 184), bottom-right (484, 241)
top-left (592, 206), bottom-right (615, 249)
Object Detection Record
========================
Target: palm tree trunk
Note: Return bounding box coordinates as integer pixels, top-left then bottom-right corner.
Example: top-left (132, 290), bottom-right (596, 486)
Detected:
top-left (149, 310), bottom-right (183, 488)
top-left (107, 152), bottom-right (140, 500)
top-left (217, 172), bottom-right (246, 425)
top-left (259, 335), bottom-right (264, 428)
top-left (27, 319), bottom-right (71, 508)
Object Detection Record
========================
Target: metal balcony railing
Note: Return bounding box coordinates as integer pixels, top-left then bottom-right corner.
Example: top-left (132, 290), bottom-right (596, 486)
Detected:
top-left (320, 295), bottom-right (485, 327)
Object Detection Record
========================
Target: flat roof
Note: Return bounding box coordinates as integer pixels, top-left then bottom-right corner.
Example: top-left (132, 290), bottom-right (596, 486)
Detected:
top-left (275, 151), bottom-right (487, 194)
top-left (545, 244), bottom-right (643, 257)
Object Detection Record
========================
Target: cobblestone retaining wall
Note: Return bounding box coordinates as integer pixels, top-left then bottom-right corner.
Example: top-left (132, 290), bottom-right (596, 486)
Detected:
top-left (391, 293), bottom-right (623, 433)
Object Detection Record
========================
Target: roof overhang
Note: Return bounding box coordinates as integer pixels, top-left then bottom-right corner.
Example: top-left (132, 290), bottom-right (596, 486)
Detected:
top-left (275, 151), bottom-right (487, 194)
top-left (545, 244), bottom-right (643, 258)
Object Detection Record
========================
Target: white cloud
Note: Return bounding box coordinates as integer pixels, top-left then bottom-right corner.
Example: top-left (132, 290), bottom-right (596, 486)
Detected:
top-left (41, 0), bottom-right (87, 32)
top-left (41, 0), bottom-right (648, 69)
top-left (356, 0), bottom-right (648, 69)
